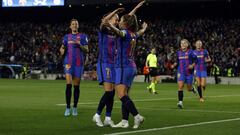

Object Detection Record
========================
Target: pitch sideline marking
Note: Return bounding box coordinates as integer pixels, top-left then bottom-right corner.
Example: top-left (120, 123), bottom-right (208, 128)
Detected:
top-left (104, 117), bottom-right (240, 135)
top-left (56, 94), bottom-right (240, 106)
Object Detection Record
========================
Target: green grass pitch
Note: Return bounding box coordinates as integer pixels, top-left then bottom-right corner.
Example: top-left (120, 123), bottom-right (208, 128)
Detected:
top-left (0, 79), bottom-right (240, 135)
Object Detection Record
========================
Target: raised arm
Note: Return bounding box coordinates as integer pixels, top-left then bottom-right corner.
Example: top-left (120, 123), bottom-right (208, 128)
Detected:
top-left (136, 22), bottom-right (148, 36)
top-left (100, 8), bottom-right (125, 30)
top-left (129, 0), bottom-right (146, 16)
top-left (105, 22), bottom-right (126, 38)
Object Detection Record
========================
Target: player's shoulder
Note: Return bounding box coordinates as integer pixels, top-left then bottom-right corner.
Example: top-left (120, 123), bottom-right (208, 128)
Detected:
top-left (63, 33), bottom-right (70, 38)
top-left (78, 33), bottom-right (88, 37)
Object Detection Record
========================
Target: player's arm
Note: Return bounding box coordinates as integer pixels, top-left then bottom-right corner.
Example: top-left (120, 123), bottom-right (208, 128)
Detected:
top-left (79, 35), bottom-right (89, 53)
top-left (145, 55), bottom-right (150, 67)
top-left (171, 53), bottom-right (179, 69)
top-left (100, 8), bottom-right (125, 30)
top-left (136, 22), bottom-right (148, 36)
top-left (189, 52), bottom-right (198, 69)
top-left (205, 51), bottom-right (211, 62)
top-left (128, 0), bottom-right (146, 16)
top-left (105, 22), bottom-right (126, 38)
top-left (78, 45), bottom-right (89, 53)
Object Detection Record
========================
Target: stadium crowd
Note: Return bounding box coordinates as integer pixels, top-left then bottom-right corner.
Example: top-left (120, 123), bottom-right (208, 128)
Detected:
top-left (0, 18), bottom-right (240, 76)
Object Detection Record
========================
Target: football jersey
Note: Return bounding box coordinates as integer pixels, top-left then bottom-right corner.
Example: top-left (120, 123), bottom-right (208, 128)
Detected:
top-left (177, 49), bottom-right (197, 75)
top-left (98, 28), bottom-right (116, 64)
top-left (115, 29), bottom-right (138, 68)
top-left (194, 49), bottom-right (209, 72)
top-left (62, 33), bottom-right (88, 66)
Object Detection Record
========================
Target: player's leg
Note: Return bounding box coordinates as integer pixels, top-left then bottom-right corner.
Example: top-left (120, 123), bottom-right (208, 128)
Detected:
top-left (199, 71), bottom-right (207, 102)
top-left (177, 73), bottom-right (185, 109)
top-left (103, 65), bottom-right (116, 126)
top-left (103, 82), bottom-right (115, 127)
top-left (152, 76), bottom-right (158, 94)
top-left (64, 64), bottom-right (73, 116)
top-left (186, 75), bottom-right (197, 95)
top-left (147, 68), bottom-right (153, 93)
top-left (177, 81), bottom-right (184, 109)
top-left (94, 63), bottom-right (115, 127)
top-left (114, 68), bottom-right (144, 129)
top-left (72, 66), bottom-right (83, 116)
top-left (196, 76), bottom-right (203, 99)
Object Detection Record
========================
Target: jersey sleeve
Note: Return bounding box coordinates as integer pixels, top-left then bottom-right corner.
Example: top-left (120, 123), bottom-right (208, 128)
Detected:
top-left (62, 35), bottom-right (68, 47)
top-left (146, 54), bottom-right (151, 62)
top-left (191, 50), bottom-right (198, 64)
top-left (80, 34), bottom-right (88, 46)
top-left (204, 50), bottom-right (209, 58)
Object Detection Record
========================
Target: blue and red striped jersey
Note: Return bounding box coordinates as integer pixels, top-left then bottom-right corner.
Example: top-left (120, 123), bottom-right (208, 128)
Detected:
top-left (193, 49), bottom-right (209, 72)
top-left (62, 33), bottom-right (88, 66)
top-left (177, 49), bottom-right (197, 75)
top-left (115, 29), bottom-right (138, 68)
top-left (98, 29), bottom-right (116, 64)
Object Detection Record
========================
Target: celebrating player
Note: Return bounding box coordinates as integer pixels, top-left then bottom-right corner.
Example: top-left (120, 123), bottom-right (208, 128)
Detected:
top-left (194, 40), bottom-right (211, 102)
top-left (104, 6), bottom-right (148, 129)
top-left (60, 19), bottom-right (89, 116)
top-left (92, 8), bottom-right (124, 127)
top-left (172, 39), bottom-right (197, 109)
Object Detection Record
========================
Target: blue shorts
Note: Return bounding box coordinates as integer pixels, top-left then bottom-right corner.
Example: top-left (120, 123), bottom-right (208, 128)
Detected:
top-left (115, 67), bottom-right (137, 88)
top-left (97, 63), bottom-right (115, 85)
top-left (64, 64), bottom-right (84, 78)
top-left (196, 71), bottom-right (207, 78)
top-left (177, 73), bottom-right (193, 85)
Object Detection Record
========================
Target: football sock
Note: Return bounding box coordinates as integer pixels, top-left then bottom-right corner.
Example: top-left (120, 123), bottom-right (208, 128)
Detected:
top-left (197, 86), bottom-right (203, 98)
top-left (120, 96), bottom-right (138, 116)
top-left (106, 90), bottom-right (115, 117)
top-left (96, 91), bottom-right (108, 115)
top-left (121, 103), bottom-right (129, 120)
top-left (65, 84), bottom-right (72, 108)
top-left (178, 91), bottom-right (184, 101)
top-left (73, 85), bottom-right (80, 108)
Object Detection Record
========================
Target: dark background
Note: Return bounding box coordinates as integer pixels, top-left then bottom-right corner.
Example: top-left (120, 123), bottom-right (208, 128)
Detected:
top-left (0, 0), bottom-right (239, 22)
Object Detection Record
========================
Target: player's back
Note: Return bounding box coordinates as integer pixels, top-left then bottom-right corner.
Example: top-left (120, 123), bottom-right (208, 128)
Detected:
top-left (115, 29), bottom-right (137, 68)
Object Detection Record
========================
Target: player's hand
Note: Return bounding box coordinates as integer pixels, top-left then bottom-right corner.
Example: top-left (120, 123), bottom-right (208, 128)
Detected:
top-left (188, 65), bottom-right (194, 69)
top-left (142, 22), bottom-right (148, 30)
top-left (115, 8), bottom-right (125, 14)
top-left (136, 0), bottom-right (146, 9)
top-left (102, 20), bottom-right (111, 27)
top-left (171, 63), bottom-right (177, 69)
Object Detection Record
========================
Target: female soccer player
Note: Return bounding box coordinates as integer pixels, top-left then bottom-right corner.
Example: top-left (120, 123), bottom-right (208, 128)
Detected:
top-left (93, 0), bottom-right (146, 128)
top-left (60, 19), bottom-right (89, 116)
top-left (194, 40), bottom-right (211, 102)
top-left (105, 11), bottom-right (148, 128)
top-left (92, 8), bottom-right (124, 127)
top-left (172, 39), bottom-right (197, 109)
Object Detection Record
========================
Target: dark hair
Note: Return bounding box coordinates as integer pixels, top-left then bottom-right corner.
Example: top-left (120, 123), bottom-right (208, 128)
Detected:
top-left (121, 14), bottom-right (139, 32)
